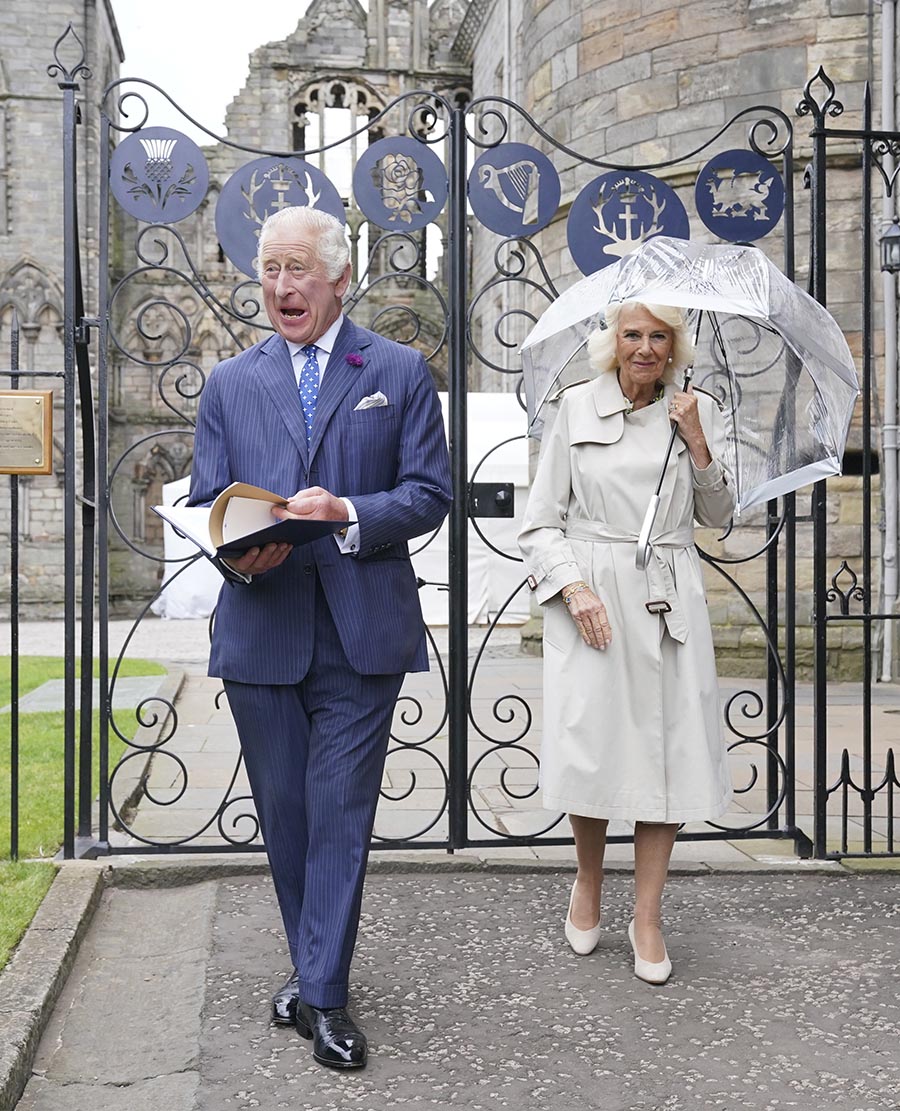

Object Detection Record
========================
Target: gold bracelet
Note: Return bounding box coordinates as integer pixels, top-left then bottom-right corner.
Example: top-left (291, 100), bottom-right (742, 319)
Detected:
top-left (561, 580), bottom-right (587, 598)
top-left (562, 582), bottom-right (589, 605)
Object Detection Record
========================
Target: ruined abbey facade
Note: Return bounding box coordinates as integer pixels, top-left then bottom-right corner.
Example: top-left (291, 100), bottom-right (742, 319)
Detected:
top-left (0, 0), bottom-right (893, 681)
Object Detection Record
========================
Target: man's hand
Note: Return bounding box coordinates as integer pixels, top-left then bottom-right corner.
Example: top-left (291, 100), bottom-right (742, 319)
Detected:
top-left (227, 542), bottom-right (292, 576)
top-left (275, 486), bottom-right (350, 522)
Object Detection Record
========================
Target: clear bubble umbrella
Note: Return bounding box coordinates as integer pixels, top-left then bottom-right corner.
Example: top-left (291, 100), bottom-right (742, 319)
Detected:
top-left (520, 236), bottom-right (860, 526)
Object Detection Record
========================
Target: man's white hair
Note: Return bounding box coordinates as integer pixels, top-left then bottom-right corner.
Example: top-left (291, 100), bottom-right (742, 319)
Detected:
top-left (256, 206), bottom-right (350, 281)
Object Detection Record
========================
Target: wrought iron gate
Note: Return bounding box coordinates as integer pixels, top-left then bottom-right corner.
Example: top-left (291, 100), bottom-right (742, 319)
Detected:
top-left (11, 25), bottom-right (899, 860)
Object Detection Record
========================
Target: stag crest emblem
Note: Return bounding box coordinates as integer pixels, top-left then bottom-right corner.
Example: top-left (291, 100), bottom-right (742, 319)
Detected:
top-left (703, 167), bottom-right (772, 222)
top-left (240, 163), bottom-right (323, 237)
top-left (591, 176), bottom-right (669, 259)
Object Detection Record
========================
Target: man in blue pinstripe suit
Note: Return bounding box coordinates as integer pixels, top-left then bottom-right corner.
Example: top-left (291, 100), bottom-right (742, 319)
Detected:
top-left (190, 206), bottom-right (451, 1069)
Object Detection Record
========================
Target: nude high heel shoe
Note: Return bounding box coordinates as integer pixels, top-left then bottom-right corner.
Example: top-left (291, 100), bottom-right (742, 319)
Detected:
top-left (628, 919), bottom-right (672, 984)
top-left (564, 880), bottom-right (601, 955)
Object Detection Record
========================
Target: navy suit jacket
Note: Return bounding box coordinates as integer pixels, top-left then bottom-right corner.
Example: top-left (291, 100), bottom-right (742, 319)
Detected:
top-left (189, 317), bottom-right (452, 683)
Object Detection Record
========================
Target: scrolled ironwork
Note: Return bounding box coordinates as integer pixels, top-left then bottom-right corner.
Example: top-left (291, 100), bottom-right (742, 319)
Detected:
top-left (467, 584), bottom-right (534, 747)
top-left (348, 272), bottom-right (449, 361)
top-left (466, 239), bottom-right (559, 373)
top-left (465, 103), bottom-right (511, 149)
top-left (826, 560), bottom-right (867, 615)
top-left (156, 361), bottom-right (207, 425)
top-left (371, 622), bottom-right (449, 842)
top-left (797, 66), bottom-right (844, 121)
top-left (229, 279), bottom-right (265, 324)
top-left (216, 794), bottom-right (263, 846)
top-left (871, 138), bottom-right (900, 198)
top-left (404, 95), bottom-right (453, 144)
top-left (747, 113), bottom-right (793, 159)
top-left (106, 431), bottom-right (195, 558)
top-left (48, 23), bottom-right (92, 85)
top-left (699, 560), bottom-right (788, 743)
top-left (704, 737), bottom-right (789, 833)
top-left (79, 47), bottom-right (824, 860)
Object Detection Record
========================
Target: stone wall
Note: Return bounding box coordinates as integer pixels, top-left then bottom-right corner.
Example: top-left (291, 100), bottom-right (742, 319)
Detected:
top-left (466, 0), bottom-right (889, 680)
top-left (101, 0), bottom-right (472, 613)
top-left (0, 1), bottom-right (123, 617)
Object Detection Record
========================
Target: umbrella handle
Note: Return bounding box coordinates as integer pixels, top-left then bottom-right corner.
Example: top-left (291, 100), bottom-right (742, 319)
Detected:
top-left (635, 366), bottom-right (696, 571)
top-left (635, 494), bottom-right (660, 571)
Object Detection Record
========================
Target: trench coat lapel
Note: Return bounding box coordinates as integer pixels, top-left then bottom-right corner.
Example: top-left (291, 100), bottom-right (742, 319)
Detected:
top-left (592, 371), bottom-right (632, 418)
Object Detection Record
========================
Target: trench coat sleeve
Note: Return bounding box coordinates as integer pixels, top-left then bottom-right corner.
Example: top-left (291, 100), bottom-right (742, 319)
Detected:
top-left (690, 393), bottom-right (736, 529)
top-left (517, 397), bottom-right (584, 605)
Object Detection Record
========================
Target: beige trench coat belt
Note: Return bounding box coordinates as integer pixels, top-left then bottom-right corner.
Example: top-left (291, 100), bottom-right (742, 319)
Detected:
top-left (563, 518), bottom-right (696, 644)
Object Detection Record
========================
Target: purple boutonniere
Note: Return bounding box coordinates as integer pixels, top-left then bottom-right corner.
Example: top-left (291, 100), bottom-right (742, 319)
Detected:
top-left (346, 353), bottom-right (364, 367)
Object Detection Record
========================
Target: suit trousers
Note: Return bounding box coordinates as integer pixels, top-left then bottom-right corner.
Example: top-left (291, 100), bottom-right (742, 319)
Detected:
top-left (223, 577), bottom-right (404, 1009)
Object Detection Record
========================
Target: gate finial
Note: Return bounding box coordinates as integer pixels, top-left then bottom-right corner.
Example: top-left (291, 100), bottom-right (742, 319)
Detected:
top-left (48, 23), bottom-right (92, 88)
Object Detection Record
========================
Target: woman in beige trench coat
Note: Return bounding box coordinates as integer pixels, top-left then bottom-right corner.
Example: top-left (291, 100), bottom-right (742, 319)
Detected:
top-left (518, 302), bottom-right (735, 984)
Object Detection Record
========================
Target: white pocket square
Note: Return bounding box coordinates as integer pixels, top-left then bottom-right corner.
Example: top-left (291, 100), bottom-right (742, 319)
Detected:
top-left (354, 392), bottom-right (389, 410)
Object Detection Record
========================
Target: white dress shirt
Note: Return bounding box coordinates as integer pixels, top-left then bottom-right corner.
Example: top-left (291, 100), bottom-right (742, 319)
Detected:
top-left (287, 315), bottom-right (360, 554)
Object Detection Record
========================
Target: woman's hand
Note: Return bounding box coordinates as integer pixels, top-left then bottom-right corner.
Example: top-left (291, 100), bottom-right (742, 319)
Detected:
top-left (562, 582), bottom-right (613, 651)
top-left (669, 385), bottom-right (712, 468)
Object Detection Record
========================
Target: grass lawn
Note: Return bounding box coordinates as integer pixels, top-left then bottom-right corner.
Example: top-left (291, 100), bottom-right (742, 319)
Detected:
top-left (0, 861), bottom-right (58, 968)
top-left (0, 655), bottom-right (166, 971)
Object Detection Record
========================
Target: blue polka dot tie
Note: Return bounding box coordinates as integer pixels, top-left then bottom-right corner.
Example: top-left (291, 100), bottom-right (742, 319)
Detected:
top-left (298, 344), bottom-right (319, 438)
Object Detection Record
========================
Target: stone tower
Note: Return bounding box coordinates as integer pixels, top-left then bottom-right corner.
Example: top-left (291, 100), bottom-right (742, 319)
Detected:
top-left (0, 1), bottom-right (123, 615)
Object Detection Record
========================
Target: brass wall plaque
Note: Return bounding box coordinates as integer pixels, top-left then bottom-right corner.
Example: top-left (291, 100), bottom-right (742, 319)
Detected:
top-left (0, 390), bottom-right (54, 475)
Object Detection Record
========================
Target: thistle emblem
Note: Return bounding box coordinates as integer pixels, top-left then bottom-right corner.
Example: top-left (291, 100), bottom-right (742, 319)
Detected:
top-left (140, 137), bottom-right (178, 184)
top-left (120, 135), bottom-right (196, 212)
top-left (110, 128), bottom-right (208, 225)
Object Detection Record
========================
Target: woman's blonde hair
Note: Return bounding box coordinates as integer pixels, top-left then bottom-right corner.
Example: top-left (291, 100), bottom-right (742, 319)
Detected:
top-left (586, 301), bottom-right (694, 384)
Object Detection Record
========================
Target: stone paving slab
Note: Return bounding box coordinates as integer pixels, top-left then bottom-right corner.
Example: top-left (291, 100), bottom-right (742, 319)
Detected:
top-left (13, 869), bottom-right (900, 1110)
top-left (0, 865), bottom-right (104, 1111)
top-left (0, 677), bottom-right (166, 715)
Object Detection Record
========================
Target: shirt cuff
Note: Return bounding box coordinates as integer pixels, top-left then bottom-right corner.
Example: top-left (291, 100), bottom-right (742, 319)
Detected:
top-left (335, 497), bottom-right (360, 554)
top-left (220, 558), bottom-right (253, 584)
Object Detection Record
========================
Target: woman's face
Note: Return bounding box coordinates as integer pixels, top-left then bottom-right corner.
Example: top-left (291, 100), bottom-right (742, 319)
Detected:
top-left (615, 306), bottom-right (674, 390)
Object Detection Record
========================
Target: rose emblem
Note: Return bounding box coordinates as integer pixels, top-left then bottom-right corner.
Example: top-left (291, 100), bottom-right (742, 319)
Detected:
top-left (371, 152), bottom-right (431, 224)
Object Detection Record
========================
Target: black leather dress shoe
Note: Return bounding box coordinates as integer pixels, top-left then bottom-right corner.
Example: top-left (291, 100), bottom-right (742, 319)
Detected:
top-left (295, 1000), bottom-right (367, 1069)
top-left (271, 971), bottom-right (299, 1025)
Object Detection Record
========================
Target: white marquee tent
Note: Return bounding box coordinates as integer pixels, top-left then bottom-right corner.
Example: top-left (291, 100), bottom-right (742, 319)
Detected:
top-left (152, 392), bottom-right (530, 626)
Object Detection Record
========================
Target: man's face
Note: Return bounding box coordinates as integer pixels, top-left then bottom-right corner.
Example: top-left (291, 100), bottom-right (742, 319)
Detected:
top-left (260, 230), bottom-right (351, 345)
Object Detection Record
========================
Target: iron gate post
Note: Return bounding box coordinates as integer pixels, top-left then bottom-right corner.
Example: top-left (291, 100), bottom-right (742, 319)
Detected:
top-left (803, 79), bottom-right (831, 860)
top-left (50, 27), bottom-right (90, 861)
top-left (447, 107), bottom-right (469, 851)
top-left (860, 86), bottom-right (875, 853)
top-left (8, 315), bottom-right (20, 861)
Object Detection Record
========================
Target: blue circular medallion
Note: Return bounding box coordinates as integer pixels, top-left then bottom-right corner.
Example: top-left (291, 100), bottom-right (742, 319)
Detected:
top-left (110, 127), bottom-right (209, 224)
top-left (567, 170), bottom-right (690, 275)
top-left (695, 149), bottom-right (785, 241)
top-left (352, 136), bottom-right (448, 232)
top-left (215, 157), bottom-right (346, 278)
top-left (468, 143), bottom-right (560, 237)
